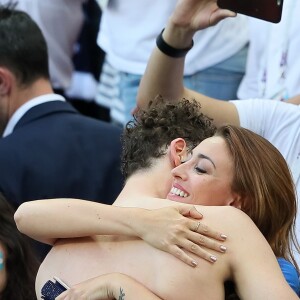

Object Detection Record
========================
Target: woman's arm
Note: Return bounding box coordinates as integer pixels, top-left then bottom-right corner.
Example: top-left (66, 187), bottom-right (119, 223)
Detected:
top-left (15, 198), bottom-right (227, 266)
top-left (56, 273), bottom-right (162, 300)
top-left (137, 0), bottom-right (240, 127)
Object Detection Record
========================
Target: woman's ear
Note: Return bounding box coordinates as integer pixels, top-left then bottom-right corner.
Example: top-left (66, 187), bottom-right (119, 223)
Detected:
top-left (229, 193), bottom-right (243, 209)
top-left (169, 138), bottom-right (188, 167)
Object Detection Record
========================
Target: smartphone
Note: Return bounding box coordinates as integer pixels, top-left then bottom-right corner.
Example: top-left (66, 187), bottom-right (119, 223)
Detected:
top-left (217, 0), bottom-right (284, 23)
top-left (41, 277), bottom-right (69, 300)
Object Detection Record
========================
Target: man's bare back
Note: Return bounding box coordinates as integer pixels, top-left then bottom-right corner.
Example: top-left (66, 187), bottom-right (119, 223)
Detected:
top-left (35, 201), bottom-right (294, 300)
top-left (36, 231), bottom-right (228, 300)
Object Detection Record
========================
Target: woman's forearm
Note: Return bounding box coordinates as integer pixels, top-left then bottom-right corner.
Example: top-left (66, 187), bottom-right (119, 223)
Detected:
top-left (14, 198), bottom-right (227, 266)
top-left (14, 199), bottom-right (147, 244)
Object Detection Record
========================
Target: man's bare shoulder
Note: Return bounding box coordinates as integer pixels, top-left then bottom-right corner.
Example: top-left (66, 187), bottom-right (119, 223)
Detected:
top-left (196, 205), bottom-right (260, 236)
top-left (198, 205), bottom-right (247, 219)
top-left (116, 196), bottom-right (260, 239)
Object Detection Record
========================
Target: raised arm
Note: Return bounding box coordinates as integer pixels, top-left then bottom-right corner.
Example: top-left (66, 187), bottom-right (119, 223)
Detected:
top-left (137, 0), bottom-right (240, 127)
top-left (15, 198), bottom-right (227, 266)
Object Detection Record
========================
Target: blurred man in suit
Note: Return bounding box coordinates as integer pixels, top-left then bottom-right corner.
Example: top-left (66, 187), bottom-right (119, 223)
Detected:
top-left (0, 5), bottom-right (123, 213)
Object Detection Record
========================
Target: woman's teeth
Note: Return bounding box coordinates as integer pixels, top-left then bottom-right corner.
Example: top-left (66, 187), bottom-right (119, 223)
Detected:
top-left (170, 187), bottom-right (188, 198)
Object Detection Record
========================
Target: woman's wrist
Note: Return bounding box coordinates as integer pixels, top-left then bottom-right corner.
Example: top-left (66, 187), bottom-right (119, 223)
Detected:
top-left (129, 208), bottom-right (149, 239)
top-left (119, 207), bottom-right (148, 239)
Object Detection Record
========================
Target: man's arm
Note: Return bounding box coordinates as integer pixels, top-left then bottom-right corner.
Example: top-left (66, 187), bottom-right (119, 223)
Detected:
top-left (137, 0), bottom-right (240, 127)
top-left (56, 273), bottom-right (162, 300)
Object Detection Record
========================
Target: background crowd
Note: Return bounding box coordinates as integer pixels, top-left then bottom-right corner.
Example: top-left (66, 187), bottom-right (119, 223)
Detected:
top-left (0, 0), bottom-right (299, 299)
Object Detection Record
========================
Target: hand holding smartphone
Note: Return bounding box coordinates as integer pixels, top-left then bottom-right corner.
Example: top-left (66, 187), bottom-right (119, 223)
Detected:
top-left (217, 0), bottom-right (284, 23)
top-left (41, 277), bottom-right (69, 300)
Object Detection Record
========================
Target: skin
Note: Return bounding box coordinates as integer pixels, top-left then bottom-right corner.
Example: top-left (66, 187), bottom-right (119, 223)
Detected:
top-left (0, 99), bottom-right (8, 136)
top-left (54, 138), bottom-right (240, 300)
top-left (16, 139), bottom-right (226, 266)
top-left (15, 138), bottom-right (298, 299)
top-left (287, 94), bottom-right (300, 105)
top-left (167, 137), bottom-right (240, 207)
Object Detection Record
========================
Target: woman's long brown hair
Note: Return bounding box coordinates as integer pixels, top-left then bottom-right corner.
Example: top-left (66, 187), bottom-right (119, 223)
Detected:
top-left (216, 125), bottom-right (299, 272)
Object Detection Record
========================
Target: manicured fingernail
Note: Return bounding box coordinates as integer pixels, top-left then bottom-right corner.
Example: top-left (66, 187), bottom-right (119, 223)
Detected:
top-left (220, 234), bottom-right (227, 240)
top-left (0, 251), bottom-right (4, 270)
top-left (220, 245), bottom-right (227, 252)
top-left (191, 260), bottom-right (198, 267)
top-left (210, 255), bottom-right (217, 263)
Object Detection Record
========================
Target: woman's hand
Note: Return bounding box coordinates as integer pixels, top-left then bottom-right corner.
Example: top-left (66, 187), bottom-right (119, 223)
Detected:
top-left (56, 273), bottom-right (162, 300)
top-left (133, 206), bottom-right (227, 266)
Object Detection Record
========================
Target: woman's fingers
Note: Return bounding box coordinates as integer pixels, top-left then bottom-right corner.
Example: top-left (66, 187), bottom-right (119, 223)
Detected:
top-left (168, 242), bottom-right (219, 266)
top-left (210, 8), bottom-right (236, 25)
top-left (139, 206), bottom-right (229, 267)
top-left (177, 205), bottom-right (227, 241)
top-left (169, 229), bottom-right (226, 265)
top-left (187, 231), bottom-right (227, 253)
top-left (178, 205), bottom-right (203, 219)
top-left (191, 220), bottom-right (227, 241)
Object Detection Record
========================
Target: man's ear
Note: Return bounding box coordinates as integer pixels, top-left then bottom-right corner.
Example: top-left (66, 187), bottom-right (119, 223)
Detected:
top-left (169, 138), bottom-right (188, 167)
top-left (0, 68), bottom-right (13, 96)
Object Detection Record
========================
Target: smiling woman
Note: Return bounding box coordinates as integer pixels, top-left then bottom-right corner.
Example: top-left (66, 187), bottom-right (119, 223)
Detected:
top-left (174, 125), bottom-right (299, 271)
top-left (168, 135), bottom-right (236, 206)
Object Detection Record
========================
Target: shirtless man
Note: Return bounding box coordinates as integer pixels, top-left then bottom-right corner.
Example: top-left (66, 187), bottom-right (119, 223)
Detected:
top-left (16, 100), bottom-right (298, 299)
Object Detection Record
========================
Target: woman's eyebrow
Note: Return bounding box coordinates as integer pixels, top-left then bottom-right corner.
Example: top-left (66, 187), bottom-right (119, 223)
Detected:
top-left (197, 153), bottom-right (216, 169)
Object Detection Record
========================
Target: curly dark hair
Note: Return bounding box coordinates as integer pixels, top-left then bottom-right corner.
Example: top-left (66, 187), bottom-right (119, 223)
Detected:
top-left (0, 193), bottom-right (40, 300)
top-left (121, 97), bottom-right (216, 179)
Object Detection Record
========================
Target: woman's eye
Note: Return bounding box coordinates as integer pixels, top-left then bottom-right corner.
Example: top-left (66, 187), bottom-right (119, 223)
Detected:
top-left (195, 167), bottom-right (207, 174)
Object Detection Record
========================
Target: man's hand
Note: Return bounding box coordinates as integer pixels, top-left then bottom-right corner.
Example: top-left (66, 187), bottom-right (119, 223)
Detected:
top-left (171, 0), bottom-right (236, 31)
top-left (56, 273), bottom-right (162, 300)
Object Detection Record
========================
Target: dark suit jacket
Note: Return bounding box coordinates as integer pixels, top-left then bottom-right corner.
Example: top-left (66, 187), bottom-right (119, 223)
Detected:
top-left (0, 100), bottom-right (124, 208)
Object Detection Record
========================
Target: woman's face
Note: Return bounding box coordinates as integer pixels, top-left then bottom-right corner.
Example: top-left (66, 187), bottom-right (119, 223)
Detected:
top-left (0, 243), bottom-right (7, 293)
top-left (167, 136), bottom-right (237, 206)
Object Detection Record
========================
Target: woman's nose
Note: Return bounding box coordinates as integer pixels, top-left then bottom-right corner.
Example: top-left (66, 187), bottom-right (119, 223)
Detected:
top-left (171, 163), bottom-right (188, 180)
